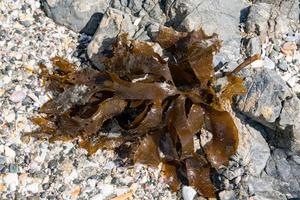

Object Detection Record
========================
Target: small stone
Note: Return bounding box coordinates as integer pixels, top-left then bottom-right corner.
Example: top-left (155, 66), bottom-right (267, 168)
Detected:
top-left (263, 56), bottom-right (275, 70)
top-left (278, 59), bottom-right (289, 72)
top-left (281, 42), bottom-right (297, 56)
top-left (70, 186), bottom-right (81, 198)
top-left (48, 160), bottom-right (58, 170)
top-left (182, 186), bottom-right (197, 200)
top-left (26, 183), bottom-right (39, 193)
top-left (219, 190), bottom-right (236, 200)
top-left (42, 183), bottom-right (50, 190)
top-left (4, 173), bottom-right (19, 191)
top-left (292, 155), bottom-right (300, 165)
top-left (247, 37), bottom-right (261, 56)
top-left (4, 146), bottom-right (16, 163)
top-left (0, 156), bottom-right (6, 165)
top-left (9, 90), bottom-right (27, 103)
top-left (9, 164), bottom-right (19, 173)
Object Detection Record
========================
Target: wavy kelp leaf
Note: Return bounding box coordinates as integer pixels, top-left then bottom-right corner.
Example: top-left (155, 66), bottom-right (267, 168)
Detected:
top-left (221, 75), bottom-right (246, 102)
top-left (161, 163), bottom-right (181, 192)
top-left (129, 101), bottom-right (163, 134)
top-left (101, 34), bottom-right (172, 82)
top-left (107, 73), bottom-right (178, 100)
top-left (154, 26), bottom-right (187, 49)
top-left (203, 107), bottom-right (239, 168)
top-left (75, 97), bottom-right (127, 137)
top-left (188, 35), bottom-right (220, 88)
top-left (51, 56), bottom-right (76, 74)
top-left (185, 155), bottom-right (216, 197)
top-left (134, 134), bottom-right (160, 167)
top-left (169, 96), bottom-right (195, 159)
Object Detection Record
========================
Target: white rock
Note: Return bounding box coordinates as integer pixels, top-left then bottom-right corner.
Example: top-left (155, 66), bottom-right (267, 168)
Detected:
top-left (182, 186), bottom-right (197, 200)
top-left (5, 111), bottom-right (15, 123)
top-left (90, 193), bottom-right (105, 200)
top-left (263, 56), bottom-right (275, 70)
top-left (9, 90), bottom-right (26, 103)
top-left (4, 146), bottom-right (16, 163)
top-left (26, 183), bottom-right (39, 193)
top-left (99, 184), bottom-right (114, 198)
top-left (4, 173), bottom-right (19, 191)
top-left (103, 161), bottom-right (115, 170)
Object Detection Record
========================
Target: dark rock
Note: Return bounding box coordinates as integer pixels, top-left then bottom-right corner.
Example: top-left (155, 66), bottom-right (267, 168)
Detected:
top-left (41, 0), bottom-right (110, 35)
top-left (278, 59), bottom-right (289, 71)
top-left (246, 36), bottom-right (261, 56)
top-left (42, 183), bottom-right (50, 190)
top-left (48, 159), bottom-right (58, 170)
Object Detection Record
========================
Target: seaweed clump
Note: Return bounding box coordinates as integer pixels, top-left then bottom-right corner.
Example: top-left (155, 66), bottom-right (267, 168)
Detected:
top-left (28, 27), bottom-right (257, 197)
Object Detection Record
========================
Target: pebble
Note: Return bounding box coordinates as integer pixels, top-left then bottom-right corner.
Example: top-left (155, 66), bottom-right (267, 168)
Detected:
top-left (182, 186), bottom-right (197, 200)
top-left (26, 183), bottom-right (39, 193)
top-left (281, 42), bottom-right (297, 56)
top-left (278, 59), bottom-right (289, 72)
top-left (9, 90), bottom-right (27, 103)
top-left (4, 173), bottom-right (19, 191)
top-left (263, 56), bottom-right (275, 70)
top-left (4, 146), bottom-right (16, 163)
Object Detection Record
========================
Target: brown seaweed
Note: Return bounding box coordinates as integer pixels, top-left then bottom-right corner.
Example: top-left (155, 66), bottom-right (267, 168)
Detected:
top-left (28, 27), bottom-right (257, 197)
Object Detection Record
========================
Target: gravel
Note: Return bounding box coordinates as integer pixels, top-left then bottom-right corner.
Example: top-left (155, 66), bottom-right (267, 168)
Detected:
top-left (0, 0), bottom-right (175, 199)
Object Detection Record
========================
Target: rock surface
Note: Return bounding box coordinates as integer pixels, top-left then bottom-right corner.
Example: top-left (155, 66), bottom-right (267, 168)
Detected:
top-left (41, 0), bottom-right (110, 35)
top-left (246, 0), bottom-right (299, 40)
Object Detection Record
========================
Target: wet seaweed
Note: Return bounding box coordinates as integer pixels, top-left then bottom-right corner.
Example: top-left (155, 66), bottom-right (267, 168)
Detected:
top-left (27, 27), bottom-right (260, 197)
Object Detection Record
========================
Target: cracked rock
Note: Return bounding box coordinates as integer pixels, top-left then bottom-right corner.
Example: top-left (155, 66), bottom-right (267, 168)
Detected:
top-left (246, 1), bottom-right (299, 40)
top-left (236, 68), bottom-right (300, 153)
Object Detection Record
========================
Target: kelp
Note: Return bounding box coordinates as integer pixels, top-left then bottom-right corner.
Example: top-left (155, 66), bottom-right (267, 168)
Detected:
top-left (27, 27), bottom-right (260, 197)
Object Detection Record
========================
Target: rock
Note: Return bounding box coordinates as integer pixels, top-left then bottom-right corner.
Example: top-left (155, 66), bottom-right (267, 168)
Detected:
top-left (246, 37), bottom-right (261, 56)
top-left (277, 96), bottom-right (300, 153)
top-left (182, 186), bottom-right (197, 200)
top-left (237, 68), bottom-right (300, 153)
top-left (219, 190), bottom-right (236, 200)
top-left (246, 1), bottom-right (299, 40)
top-left (235, 118), bottom-right (270, 176)
top-left (263, 56), bottom-right (275, 70)
top-left (4, 173), bottom-right (19, 192)
top-left (26, 183), bottom-right (39, 193)
top-left (281, 42), bottom-right (297, 56)
top-left (236, 68), bottom-right (291, 127)
top-left (9, 90), bottom-right (26, 103)
top-left (4, 146), bottom-right (16, 163)
top-left (41, 0), bottom-right (110, 35)
top-left (247, 175), bottom-right (287, 200)
top-left (277, 59), bottom-right (289, 71)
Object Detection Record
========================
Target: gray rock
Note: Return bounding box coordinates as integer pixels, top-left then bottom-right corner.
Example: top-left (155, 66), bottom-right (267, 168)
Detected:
top-left (246, 1), bottom-right (299, 40)
top-left (236, 68), bottom-right (291, 127)
top-left (247, 175), bottom-right (287, 200)
top-left (246, 37), bottom-right (262, 56)
top-left (278, 59), bottom-right (289, 71)
top-left (41, 0), bottom-right (110, 34)
top-left (165, 0), bottom-right (249, 66)
top-left (218, 190), bottom-right (236, 200)
top-left (277, 96), bottom-right (300, 153)
top-left (236, 68), bottom-right (300, 153)
top-left (263, 57), bottom-right (275, 70)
